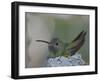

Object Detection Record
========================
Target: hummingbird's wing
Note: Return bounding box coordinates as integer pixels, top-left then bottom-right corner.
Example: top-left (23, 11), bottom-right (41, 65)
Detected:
top-left (66, 31), bottom-right (86, 56)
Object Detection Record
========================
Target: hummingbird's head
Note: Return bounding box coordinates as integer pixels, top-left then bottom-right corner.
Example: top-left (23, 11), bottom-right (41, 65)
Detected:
top-left (36, 38), bottom-right (63, 53)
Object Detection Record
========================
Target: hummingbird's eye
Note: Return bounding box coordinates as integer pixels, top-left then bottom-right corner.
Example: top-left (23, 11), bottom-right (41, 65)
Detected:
top-left (56, 42), bottom-right (59, 45)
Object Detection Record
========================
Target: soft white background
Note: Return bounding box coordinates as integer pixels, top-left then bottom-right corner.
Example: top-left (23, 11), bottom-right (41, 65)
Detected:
top-left (0, 0), bottom-right (99, 81)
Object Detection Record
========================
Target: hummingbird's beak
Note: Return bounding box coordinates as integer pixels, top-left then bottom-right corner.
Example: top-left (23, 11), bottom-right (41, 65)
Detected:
top-left (36, 40), bottom-right (50, 44)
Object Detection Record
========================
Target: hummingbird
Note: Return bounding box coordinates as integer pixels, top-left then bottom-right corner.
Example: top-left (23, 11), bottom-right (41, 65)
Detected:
top-left (36, 30), bottom-right (86, 58)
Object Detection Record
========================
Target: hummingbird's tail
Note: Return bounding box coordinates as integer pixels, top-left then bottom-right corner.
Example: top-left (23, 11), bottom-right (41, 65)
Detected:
top-left (72, 30), bottom-right (86, 42)
top-left (67, 30), bottom-right (86, 56)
